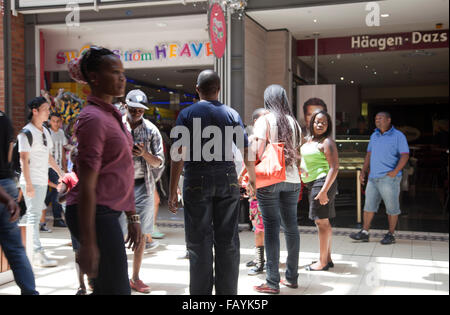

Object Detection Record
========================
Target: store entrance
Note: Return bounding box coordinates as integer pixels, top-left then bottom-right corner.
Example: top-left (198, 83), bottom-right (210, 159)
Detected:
top-left (249, 0), bottom-right (449, 232)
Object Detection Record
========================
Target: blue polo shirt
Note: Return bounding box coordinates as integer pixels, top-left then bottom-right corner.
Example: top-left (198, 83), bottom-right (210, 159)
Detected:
top-left (173, 100), bottom-right (248, 170)
top-left (367, 126), bottom-right (409, 179)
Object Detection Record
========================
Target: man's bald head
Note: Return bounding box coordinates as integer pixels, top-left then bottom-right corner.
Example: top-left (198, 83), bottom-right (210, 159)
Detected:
top-left (196, 70), bottom-right (221, 99)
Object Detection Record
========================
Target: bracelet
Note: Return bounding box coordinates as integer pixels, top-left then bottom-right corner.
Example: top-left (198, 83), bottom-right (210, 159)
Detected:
top-left (127, 214), bottom-right (141, 224)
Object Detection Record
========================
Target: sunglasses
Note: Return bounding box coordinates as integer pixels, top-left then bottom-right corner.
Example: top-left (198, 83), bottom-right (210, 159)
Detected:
top-left (128, 107), bottom-right (146, 114)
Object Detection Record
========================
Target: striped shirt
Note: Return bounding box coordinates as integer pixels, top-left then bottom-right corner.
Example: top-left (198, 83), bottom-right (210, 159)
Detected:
top-left (123, 116), bottom-right (165, 195)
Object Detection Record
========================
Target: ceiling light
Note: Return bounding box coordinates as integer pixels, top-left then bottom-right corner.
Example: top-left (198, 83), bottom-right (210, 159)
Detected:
top-left (364, 65), bottom-right (369, 69)
top-left (313, 19), bottom-right (318, 23)
top-left (350, 80), bottom-right (355, 84)
top-left (340, 77), bottom-right (345, 81)
top-left (373, 72), bottom-right (377, 75)
top-left (381, 14), bottom-right (390, 18)
top-left (176, 84), bottom-right (184, 88)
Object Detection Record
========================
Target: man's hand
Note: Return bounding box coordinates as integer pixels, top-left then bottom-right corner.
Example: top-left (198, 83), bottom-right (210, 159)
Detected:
top-left (26, 183), bottom-right (35, 198)
top-left (78, 243), bottom-right (100, 279)
top-left (132, 143), bottom-right (146, 157)
top-left (125, 223), bottom-right (142, 252)
top-left (7, 199), bottom-right (21, 222)
top-left (360, 171), bottom-right (367, 186)
top-left (387, 170), bottom-right (398, 178)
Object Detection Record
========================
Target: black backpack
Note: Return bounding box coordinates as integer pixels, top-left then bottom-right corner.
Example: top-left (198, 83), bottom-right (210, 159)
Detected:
top-left (11, 128), bottom-right (33, 179)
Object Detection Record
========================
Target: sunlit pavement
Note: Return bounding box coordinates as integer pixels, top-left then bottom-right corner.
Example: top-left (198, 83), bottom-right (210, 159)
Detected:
top-left (0, 213), bottom-right (448, 295)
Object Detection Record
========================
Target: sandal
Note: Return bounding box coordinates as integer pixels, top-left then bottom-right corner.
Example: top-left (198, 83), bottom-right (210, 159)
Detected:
top-left (280, 279), bottom-right (298, 289)
top-left (253, 283), bottom-right (280, 294)
top-left (305, 263), bottom-right (329, 271)
top-left (312, 260), bottom-right (334, 268)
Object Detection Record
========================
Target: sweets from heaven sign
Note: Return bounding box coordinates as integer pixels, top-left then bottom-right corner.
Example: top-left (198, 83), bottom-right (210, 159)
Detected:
top-left (56, 41), bottom-right (214, 66)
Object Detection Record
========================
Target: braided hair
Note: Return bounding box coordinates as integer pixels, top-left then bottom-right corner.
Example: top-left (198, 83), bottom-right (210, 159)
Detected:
top-left (263, 85), bottom-right (301, 167)
top-left (80, 47), bottom-right (117, 86)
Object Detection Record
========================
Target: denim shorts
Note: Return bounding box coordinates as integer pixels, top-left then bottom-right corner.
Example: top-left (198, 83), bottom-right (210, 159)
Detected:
top-left (120, 181), bottom-right (154, 235)
top-left (364, 175), bottom-right (401, 216)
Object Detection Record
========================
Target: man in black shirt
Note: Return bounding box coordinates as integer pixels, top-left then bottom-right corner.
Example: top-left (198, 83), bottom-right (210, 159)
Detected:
top-left (0, 111), bottom-right (38, 295)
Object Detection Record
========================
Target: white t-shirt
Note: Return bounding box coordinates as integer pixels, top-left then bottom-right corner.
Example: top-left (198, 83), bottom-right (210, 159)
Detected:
top-left (253, 113), bottom-right (301, 184)
top-left (232, 143), bottom-right (244, 176)
top-left (18, 123), bottom-right (53, 186)
top-left (49, 128), bottom-right (68, 169)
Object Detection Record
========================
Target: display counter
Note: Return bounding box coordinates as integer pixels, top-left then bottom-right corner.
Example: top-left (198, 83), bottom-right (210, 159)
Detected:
top-left (336, 137), bottom-right (369, 225)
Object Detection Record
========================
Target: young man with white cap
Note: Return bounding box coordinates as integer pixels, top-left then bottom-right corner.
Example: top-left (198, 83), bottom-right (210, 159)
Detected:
top-left (122, 89), bottom-right (165, 293)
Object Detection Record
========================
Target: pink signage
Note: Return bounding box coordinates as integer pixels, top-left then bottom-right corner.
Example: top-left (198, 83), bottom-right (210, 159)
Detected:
top-left (208, 3), bottom-right (227, 59)
top-left (297, 30), bottom-right (449, 56)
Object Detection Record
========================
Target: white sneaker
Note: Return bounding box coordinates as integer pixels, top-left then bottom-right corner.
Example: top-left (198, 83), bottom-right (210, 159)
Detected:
top-left (33, 251), bottom-right (58, 268)
top-left (144, 240), bottom-right (159, 252)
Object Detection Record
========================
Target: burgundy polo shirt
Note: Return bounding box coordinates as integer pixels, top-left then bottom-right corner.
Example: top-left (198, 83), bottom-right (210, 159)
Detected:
top-left (67, 96), bottom-right (135, 212)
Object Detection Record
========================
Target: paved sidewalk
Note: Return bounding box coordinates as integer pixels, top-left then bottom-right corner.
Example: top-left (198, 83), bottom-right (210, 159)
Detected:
top-left (0, 221), bottom-right (448, 295)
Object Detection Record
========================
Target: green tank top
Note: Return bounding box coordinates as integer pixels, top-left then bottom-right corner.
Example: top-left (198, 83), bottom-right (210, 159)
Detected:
top-left (300, 141), bottom-right (329, 183)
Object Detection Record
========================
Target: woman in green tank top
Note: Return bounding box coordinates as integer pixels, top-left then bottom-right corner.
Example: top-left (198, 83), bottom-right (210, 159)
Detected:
top-left (301, 110), bottom-right (339, 271)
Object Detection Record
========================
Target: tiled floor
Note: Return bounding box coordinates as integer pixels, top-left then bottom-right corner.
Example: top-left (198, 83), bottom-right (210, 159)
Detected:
top-left (0, 220), bottom-right (448, 295)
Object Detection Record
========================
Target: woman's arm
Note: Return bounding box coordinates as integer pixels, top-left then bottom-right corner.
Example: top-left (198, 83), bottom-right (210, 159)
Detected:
top-left (315, 138), bottom-right (340, 205)
top-left (57, 182), bottom-right (68, 203)
top-left (77, 164), bottom-right (100, 278)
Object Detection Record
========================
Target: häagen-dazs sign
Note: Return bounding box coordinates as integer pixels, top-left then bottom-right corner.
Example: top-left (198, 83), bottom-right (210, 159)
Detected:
top-left (297, 30), bottom-right (449, 56)
top-left (351, 31), bottom-right (448, 51)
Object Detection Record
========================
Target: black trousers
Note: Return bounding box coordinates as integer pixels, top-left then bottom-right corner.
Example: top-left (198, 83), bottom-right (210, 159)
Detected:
top-left (66, 204), bottom-right (131, 295)
top-left (183, 164), bottom-right (241, 295)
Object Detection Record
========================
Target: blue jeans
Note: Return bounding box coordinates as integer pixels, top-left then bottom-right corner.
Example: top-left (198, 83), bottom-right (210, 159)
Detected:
top-left (45, 169), bottom-right (63, 220)
top-left (183, 164), bottom-right (241, 295)
top-left (257, 181), bottom-right (301, 289)
top-left (65, 204), bottom-right (131, 295)
top-left (364, 175), bottom-right (402, 216)
top-left (0, 178), bottom-right (38, 295)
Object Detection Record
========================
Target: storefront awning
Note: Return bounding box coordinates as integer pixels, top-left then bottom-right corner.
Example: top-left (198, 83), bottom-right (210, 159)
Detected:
top-left (14, 0), bottom-right (207, 14)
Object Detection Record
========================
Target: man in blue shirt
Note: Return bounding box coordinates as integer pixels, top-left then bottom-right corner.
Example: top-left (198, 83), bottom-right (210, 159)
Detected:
top-left (350, 112), bottom-right (409, 245)
top-left (168, 70), bottom-right (256, 295)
